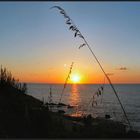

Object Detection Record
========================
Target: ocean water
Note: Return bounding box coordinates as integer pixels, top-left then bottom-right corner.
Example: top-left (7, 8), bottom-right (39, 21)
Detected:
top-left (27, 83), bottom-right (140, 131)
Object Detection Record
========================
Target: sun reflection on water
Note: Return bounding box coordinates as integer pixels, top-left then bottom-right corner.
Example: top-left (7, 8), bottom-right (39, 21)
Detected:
top-left (69, 84), bottom-right (80, 106)
top-left (68, 84), bottom-right (83, 117)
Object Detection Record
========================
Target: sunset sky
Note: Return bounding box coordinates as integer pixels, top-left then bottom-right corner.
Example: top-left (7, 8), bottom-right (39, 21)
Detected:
top-left (0, 2), bottom-right (140, 84)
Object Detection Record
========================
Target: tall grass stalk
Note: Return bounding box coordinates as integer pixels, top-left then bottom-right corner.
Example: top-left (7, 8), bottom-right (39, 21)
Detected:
top-left (58, 62), bottom-right (74, 104)
top-left (51, 6), bottom-right (132, 130)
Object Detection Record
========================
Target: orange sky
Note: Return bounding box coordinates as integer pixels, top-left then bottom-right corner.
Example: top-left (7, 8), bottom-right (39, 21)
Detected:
top-left (1, 2), bottom-right (140, 84)
top-left (13, 65), bottom-right (140, 84)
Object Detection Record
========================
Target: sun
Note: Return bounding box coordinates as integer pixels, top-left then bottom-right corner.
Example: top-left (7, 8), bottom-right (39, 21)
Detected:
top-left (70, 74), bottom-right (81, 84)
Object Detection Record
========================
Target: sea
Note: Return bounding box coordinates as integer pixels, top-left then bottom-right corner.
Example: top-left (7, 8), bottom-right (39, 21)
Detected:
top-left (27, 83), bottom-right (140, 131)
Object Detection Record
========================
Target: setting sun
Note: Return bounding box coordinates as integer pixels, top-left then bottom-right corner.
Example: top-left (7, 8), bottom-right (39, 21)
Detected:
top-left (70, 74), bottom-right (81, 83)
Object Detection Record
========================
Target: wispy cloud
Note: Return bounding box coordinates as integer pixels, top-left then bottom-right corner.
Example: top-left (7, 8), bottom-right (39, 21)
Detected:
top-left (106, 73), bottom-right (114, 76)
top-left (117, 67), bottom-right (128, 71)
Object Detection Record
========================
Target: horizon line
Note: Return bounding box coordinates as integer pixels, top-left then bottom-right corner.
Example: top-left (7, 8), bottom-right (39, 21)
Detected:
top-left (24, 82), bottom-right (140, 85)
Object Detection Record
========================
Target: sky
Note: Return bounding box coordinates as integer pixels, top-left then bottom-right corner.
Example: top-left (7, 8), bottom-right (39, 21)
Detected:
top-left (0, 2), bottom-right (140, 84)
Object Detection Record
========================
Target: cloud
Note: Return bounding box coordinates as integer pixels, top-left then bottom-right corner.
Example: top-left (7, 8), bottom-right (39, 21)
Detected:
top-left (117, 67), bottom-right (128, 71)
top-left (106, 73), bottom-right (114, 76)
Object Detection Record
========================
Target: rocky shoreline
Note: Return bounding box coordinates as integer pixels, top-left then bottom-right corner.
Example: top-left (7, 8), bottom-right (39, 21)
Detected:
top-left (0, 88), bottom-right (140, 138)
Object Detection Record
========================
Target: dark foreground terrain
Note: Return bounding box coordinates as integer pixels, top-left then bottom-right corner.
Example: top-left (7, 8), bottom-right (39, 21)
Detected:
top-left (0, 67), bottom-right (140, 138)
top-left (1, 88), bottom-right (140, 138)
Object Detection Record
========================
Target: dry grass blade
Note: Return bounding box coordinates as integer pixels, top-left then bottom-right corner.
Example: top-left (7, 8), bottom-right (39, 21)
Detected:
top-left (58, 62), bottom-right (74, 104)
top-left (79, 43), bottom-right (86, 49)
top-left (50, 6), bottom-right (64, 11)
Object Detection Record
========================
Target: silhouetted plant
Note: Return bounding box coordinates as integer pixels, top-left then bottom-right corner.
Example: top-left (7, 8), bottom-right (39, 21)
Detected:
top-left (22, 83), bottom-right (27, 94)
top-left (51, 6), bottom-right (132, 130)
top-left (0, 66), bottom-right (27, 94)
top-left (58, 62), bottom-right (74, 104)
top-left (51, 6), bottom-right (86, 50)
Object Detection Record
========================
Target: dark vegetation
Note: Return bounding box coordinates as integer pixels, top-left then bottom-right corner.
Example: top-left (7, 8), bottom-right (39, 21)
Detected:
top-left (0, 66), bottom-right (140, 138)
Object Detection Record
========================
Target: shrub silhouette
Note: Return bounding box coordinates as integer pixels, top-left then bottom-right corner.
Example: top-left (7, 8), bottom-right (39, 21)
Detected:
top-left (0, 66), bottom-right (27, 94)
